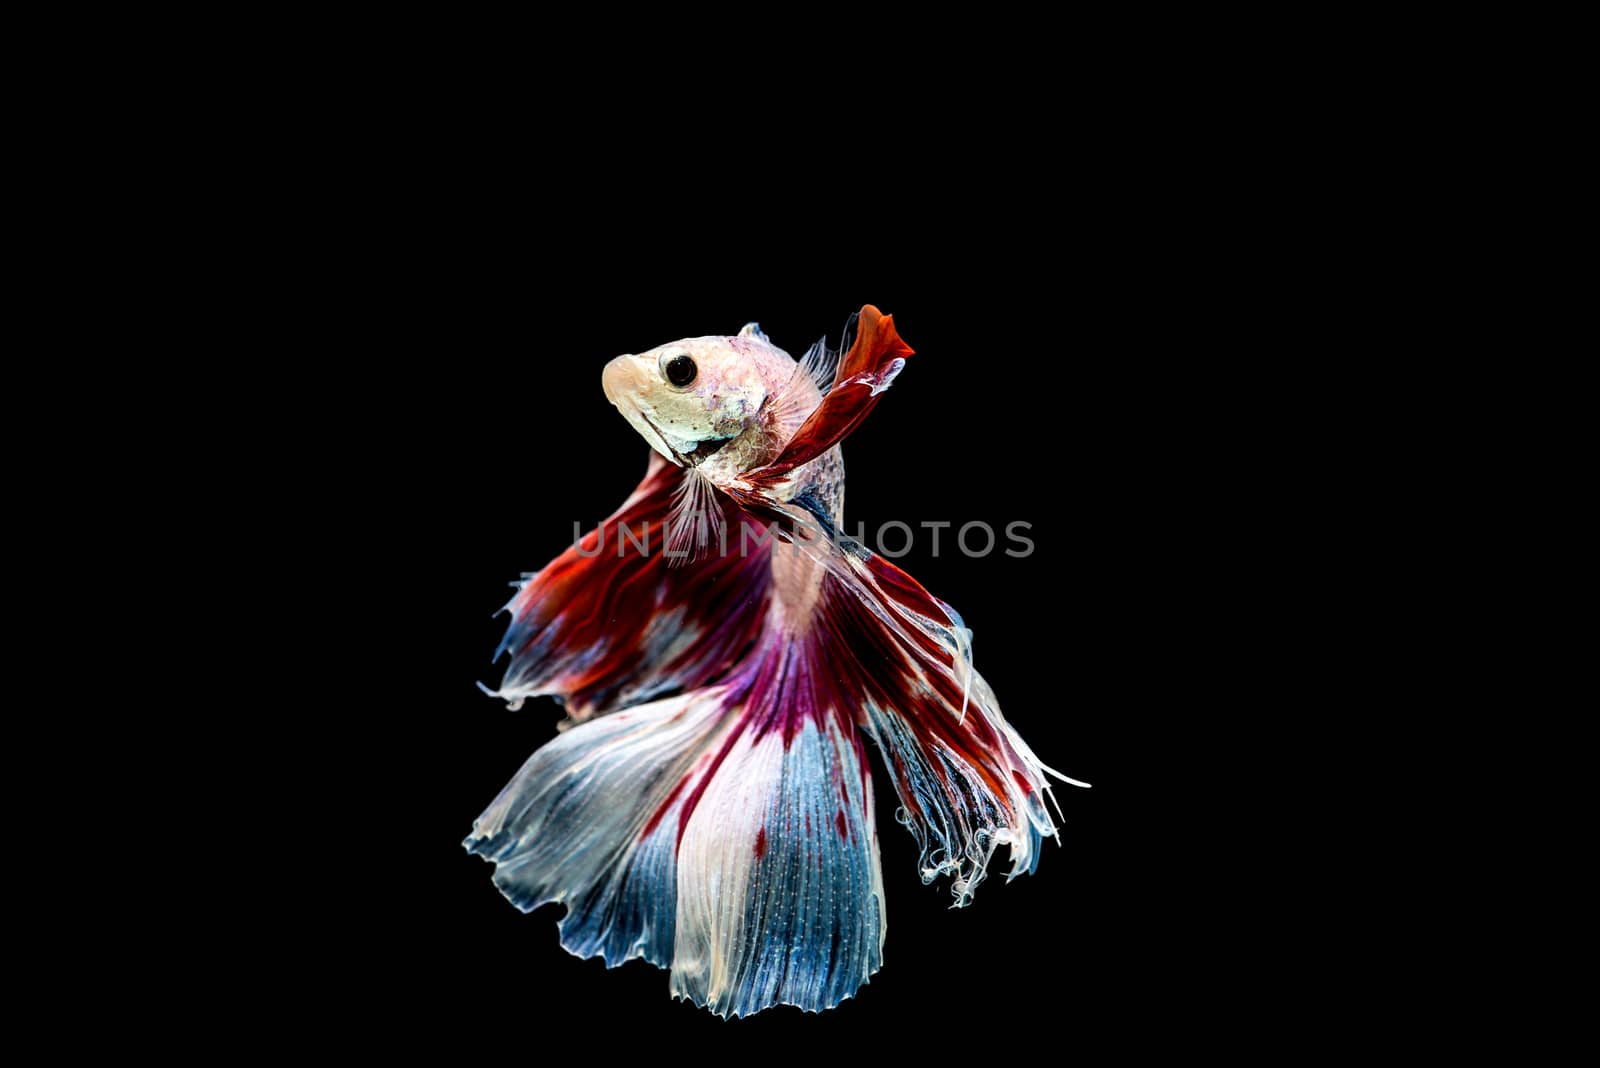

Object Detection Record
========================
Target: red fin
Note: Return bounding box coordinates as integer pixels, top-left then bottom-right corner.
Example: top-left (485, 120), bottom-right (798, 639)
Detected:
top-left (490, 454), bottom-right (772, 721)
top-left (745, 305), bottom-right (913, 486)
top-left (802, 538), bottom-right (1071, 905)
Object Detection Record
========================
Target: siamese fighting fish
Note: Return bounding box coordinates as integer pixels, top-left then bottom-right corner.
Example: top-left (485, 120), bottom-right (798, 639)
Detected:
top-left (464, 306), bottom-right (1086, 1017)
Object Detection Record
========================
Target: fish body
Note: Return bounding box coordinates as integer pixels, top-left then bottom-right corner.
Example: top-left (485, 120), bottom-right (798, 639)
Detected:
top-left (466, 307), bottom-right (1084, 1016)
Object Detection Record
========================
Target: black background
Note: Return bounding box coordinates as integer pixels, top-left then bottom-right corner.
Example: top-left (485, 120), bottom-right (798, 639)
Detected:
top-left (322, 248), bottom-right (1233, 1047)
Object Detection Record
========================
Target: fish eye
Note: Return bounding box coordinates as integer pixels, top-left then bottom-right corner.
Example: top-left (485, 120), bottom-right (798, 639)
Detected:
top-left (662, 352), bottom-right (697, 389)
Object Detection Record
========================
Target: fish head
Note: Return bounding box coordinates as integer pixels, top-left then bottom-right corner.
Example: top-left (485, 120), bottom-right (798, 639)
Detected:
top-left (602, 323), bottom-right (784, 468)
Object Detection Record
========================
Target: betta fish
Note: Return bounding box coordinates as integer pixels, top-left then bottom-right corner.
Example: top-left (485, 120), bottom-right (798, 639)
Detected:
top-left (464, 306), bottom-right (1086, 1017)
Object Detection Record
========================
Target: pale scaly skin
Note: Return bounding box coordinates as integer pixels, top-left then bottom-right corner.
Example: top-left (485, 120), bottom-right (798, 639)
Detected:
top-left (602, 323), bottom-right (840, 632)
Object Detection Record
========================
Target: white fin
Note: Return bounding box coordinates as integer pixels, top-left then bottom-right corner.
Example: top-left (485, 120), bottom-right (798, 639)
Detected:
top-left (766, 336), bottom-right (838, 437)
top-left (797, 335), bottom-right (839, 393)
top-left (463, 689), bottom-right (734, 967)
top-left (671, 709), bottom-right (884, 1016)
top-left (665, 467), bottom-right (726, 565)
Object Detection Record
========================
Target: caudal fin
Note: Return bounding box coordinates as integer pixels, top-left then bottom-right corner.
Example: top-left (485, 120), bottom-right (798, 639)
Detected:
top-left (463, 688), bottom-right (733, 967)
top-left (669, 634), bottom-right (885, 1015)
top-left (465, 636), bottom-right (886, 1016)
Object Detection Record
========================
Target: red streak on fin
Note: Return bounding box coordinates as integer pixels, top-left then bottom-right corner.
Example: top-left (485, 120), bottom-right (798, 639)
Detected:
top-left (864, 554), bottom-right (955, 629)
top-left (640, 772), bottom-right (691, 839)
top-left (675, 709), bottom-right (747, 849)
top-left (754, 826), bottom-right (768, 859)
top-left (835, 810), bottom-right (848, 840)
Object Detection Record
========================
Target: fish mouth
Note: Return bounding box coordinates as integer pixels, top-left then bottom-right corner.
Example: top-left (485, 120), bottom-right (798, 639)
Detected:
top-left (686, 433), bottom-right (736, 462)
top-left (628, 412), bottom-right (681, 466)
top-left (640, 414), bottom-right (736, 468)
